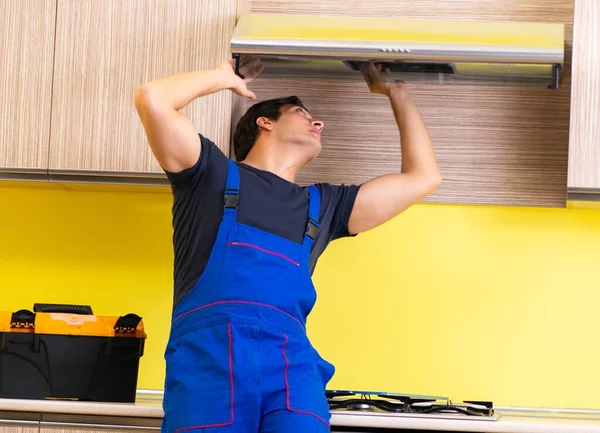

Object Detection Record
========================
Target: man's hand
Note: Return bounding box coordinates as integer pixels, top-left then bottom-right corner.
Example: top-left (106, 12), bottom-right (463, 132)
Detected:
top-left (359, 62), bottom-right (407, 97)
top-left (217, 56), bottom-right (264, 101)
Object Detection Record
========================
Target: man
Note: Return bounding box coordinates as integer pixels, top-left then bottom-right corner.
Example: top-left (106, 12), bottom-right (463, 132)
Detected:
top-left (134, 55), bottom-right (441, 433)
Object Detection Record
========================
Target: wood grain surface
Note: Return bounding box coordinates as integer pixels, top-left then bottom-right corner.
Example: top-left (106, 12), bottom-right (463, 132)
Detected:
top-left (568, 0), bottom-right (600, 191)
top-left (0, 0), bottom-right (56, 172)
top-left (49, 0), bottom-right (237, 174)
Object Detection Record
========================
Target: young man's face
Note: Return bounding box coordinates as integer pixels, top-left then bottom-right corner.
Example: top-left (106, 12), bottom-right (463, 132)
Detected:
top-left (273, 105), bottom-right (325, 159)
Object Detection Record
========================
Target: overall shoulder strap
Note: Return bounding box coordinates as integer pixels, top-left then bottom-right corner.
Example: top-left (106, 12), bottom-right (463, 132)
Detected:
top-left (223, 159), bottom-right (240, 221)
top-left (303, 185), bottom-right (321, 250)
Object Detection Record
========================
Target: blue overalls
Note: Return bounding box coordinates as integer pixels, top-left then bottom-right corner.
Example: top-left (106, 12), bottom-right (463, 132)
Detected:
top-left (161, 159), bottom-right (335, 433)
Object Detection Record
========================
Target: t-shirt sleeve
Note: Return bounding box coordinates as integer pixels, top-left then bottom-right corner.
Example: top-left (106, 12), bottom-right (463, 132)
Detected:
top-left (318, 183), bottom-right (362, 242)
top-left (164, 134), bottom-right (220, 193)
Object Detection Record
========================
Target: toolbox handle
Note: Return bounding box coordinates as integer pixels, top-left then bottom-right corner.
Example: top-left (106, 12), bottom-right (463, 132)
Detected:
top-left (114, 313), bottom-right (142, 334)
top-left (10, 309), bottom-right (36, 329)
top-left (33, 303), bottom-right (94, 315)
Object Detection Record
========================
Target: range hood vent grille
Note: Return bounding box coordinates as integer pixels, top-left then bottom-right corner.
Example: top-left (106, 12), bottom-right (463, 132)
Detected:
top-left (342, 61), bottom-right (455, 75)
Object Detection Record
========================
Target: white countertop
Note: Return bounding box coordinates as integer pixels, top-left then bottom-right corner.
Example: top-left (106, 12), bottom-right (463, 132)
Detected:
top-left (2, 396), bottom-right (600, 432)
top-left (0, 395), bottom-right (162, 419)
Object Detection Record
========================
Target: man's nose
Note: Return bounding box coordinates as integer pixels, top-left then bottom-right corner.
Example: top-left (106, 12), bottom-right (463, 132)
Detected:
top-left (312, 120), bottom-right (324, 132)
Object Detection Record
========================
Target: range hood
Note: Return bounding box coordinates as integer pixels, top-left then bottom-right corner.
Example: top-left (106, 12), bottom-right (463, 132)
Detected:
top-left (230, 14), bottom-right (565, 89)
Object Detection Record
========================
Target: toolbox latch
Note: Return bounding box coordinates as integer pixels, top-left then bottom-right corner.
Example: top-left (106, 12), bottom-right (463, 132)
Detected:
top-left (10, 309), bottom-right (36, 329)
top-left (114, 313), bottom-right (142, 334)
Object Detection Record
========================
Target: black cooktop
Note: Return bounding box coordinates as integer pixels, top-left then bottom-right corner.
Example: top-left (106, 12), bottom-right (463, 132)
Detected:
top-left (326, 390), bottom-right (494, 417)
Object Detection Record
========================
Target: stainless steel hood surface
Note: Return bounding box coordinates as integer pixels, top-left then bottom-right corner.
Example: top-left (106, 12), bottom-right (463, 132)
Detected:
top-left (230, 14), bottom-right (565, 88)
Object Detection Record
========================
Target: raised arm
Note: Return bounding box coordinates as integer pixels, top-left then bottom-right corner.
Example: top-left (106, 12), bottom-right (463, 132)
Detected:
top-left (134, 57), bottom-right (263, 173)
top-left (348, 62), bottom-right (442, 234)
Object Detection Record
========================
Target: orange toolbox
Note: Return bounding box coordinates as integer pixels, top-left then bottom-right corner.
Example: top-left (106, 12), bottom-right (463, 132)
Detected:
top-left (0, 303), bottom-right (146, 402)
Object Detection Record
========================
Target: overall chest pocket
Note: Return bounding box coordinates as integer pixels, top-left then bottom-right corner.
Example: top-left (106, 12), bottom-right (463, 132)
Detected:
top-left (220, 225), bottom-right (306, 300)
top-left (227, 241), bottom-right (300, 267)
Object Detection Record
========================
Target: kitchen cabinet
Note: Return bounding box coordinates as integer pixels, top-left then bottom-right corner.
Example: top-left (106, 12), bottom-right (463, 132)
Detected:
top-left (48, 0), bottom-right (237, 177)
top-left (0, 0), bottom-right (583, 208)
top-left (567, 0), bottom-right (600, 198)
top-left (244, 0), bottom-right (574, 207)
top-left (0, 0), bottom-right (56, 174)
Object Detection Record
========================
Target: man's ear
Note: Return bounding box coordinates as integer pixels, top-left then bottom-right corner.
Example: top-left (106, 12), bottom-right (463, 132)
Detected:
top-left (256, 117), bottom-right (273, 131)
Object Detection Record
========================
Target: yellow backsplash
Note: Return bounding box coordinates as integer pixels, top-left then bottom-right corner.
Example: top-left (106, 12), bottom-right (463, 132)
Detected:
top-left (1, 182), bottom-right (600, 409)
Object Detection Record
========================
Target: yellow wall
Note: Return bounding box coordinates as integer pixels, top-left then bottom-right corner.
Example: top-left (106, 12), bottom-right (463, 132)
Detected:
top-left (2, 182), bottom-right (600, 410)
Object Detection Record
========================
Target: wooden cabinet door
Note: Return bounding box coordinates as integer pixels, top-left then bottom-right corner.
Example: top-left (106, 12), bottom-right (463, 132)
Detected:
top-left (49, 0), bottom-right (237, 177)
top-left (0, 0), bottom-right (56, 174)
top-left (567, 0), bottom-right (600, 194)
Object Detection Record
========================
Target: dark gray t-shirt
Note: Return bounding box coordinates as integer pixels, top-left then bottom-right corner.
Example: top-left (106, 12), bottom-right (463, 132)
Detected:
top-left (166, 134), bottom-right (361, 306)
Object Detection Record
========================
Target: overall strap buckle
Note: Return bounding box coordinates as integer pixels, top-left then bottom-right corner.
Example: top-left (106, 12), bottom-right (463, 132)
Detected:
top-left (224, 190), bottom-right (239, 209)
top-left (304, 185), bottom-right (321, 245)
top-left (224, 159), bottom-right (240, 214)
top-left (305, 217), bottom-right (319, 240)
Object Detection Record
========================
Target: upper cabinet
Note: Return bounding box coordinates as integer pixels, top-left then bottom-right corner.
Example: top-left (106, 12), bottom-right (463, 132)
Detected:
top-left (48, 0), bottom-right (237, 176)
top-left (567, 0), bottom-right (600, 196)
top-left (0, 0), bottom-right (56, 174)
top-left (2, 0), bottom-right (596, 209)
top-left (243, 0), bottom-right (574, 207)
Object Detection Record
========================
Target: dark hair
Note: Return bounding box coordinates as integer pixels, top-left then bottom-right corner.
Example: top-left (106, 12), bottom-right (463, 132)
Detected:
top-left (233, 96), bottom-right (307, 161)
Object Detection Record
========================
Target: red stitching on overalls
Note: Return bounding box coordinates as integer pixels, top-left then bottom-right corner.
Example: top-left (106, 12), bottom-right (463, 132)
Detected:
top-left (173, 300), bottom-right (305, 330)
top-left (228, 241), bottom-right (301, 267)
top-left (174, 323), bottom-right (235, 432)
top-left (282, 334), bottom-right (330, 428)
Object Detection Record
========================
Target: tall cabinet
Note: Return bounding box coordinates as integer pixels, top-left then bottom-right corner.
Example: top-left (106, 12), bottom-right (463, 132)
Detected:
top-left (49, 0), bottom-right (237, 176)
top-left (0, 0), bottom-right (56, 174)
top-left (567, 0), bottom-right (600, 199)
top-left (0, 0), bottom-right (236, 180)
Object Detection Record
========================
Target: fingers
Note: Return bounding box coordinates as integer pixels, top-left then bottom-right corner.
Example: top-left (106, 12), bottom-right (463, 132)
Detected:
top-left (229, 56), bottom-right (261, 100)
top-left (239, 55), bottom-right (261, 72)
top-left (360, 61), bottom-right (378, 84)
top-left (235, 86), bottom-right (256, 101)
top-left (359, 62), bottom-right (370, 81)
top-left (244, 64), bottom-right (264, 81)
top-left (359, 61), bottom-right (376, 75)
top-left (238, 55), bottom-right (259, 66)
top-left (236, 56), bottom-right (263, 83)
top-left (359, 66), bottom-right (370, 83)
